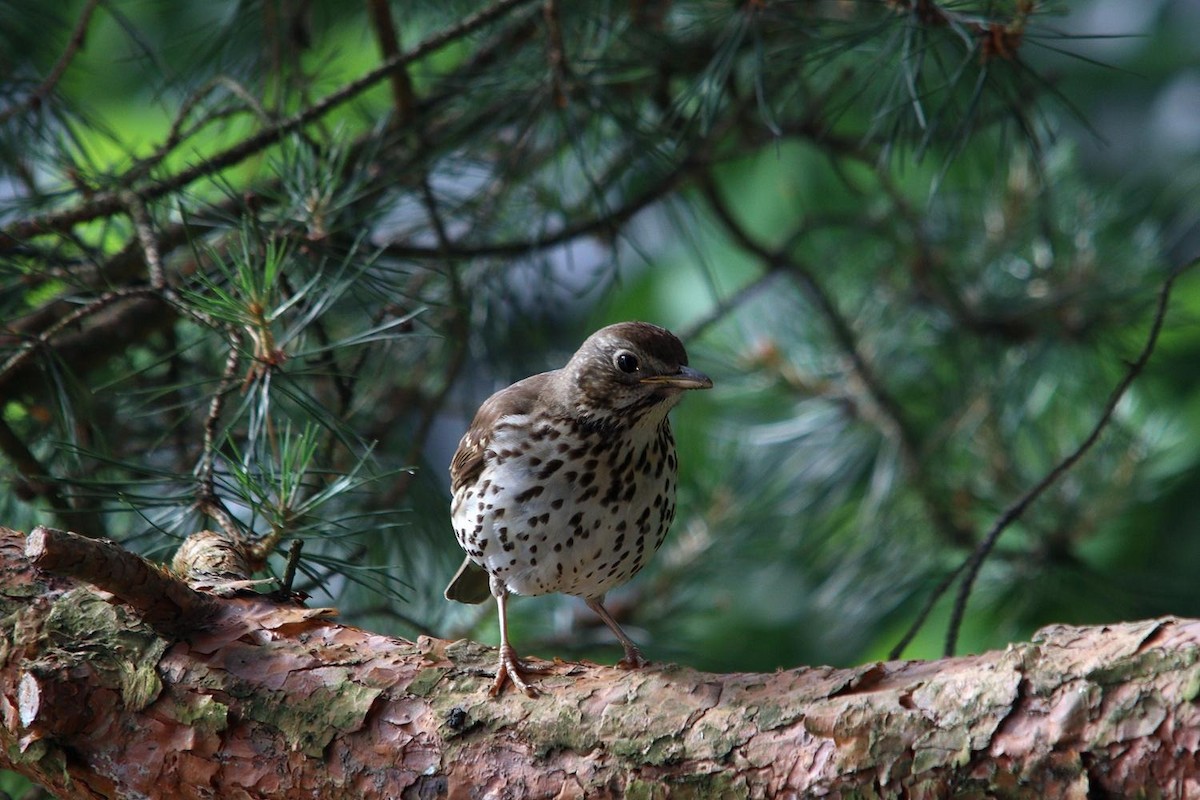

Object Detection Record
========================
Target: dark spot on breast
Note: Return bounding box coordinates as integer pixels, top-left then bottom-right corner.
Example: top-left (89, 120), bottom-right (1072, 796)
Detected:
top-left (516, 485), bottom-right (545, 503)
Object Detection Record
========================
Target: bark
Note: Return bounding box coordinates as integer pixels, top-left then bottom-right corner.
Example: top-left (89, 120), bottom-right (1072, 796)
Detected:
top-left (1, 526), bottom-right (1198, 799)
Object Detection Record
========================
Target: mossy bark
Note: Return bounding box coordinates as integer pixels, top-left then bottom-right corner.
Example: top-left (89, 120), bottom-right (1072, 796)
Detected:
top-left (2, 527), bottom-right (1198, 799)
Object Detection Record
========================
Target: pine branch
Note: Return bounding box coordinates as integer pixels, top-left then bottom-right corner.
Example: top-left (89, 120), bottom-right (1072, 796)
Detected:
top-left (0, 0), bottom-right (102, 126)
top-left (941, 261), bottom-right (1189, 656)
top-left (0, 0), bottom-right (540, 247)
top-left (700, 177), bottom-right (973, 550)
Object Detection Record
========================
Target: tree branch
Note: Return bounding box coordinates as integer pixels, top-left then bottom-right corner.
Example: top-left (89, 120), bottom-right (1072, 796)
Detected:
top-left (0, 0), bottom-right (539, 247)
top-left (2, 526), bottom-right (1197, 798)
top-left (26, 525), bottom-right (219, 636)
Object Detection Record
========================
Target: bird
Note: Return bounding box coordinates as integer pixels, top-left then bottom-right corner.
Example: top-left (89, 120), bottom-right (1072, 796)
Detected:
top-left (444, 321), bottom-right (712, 697)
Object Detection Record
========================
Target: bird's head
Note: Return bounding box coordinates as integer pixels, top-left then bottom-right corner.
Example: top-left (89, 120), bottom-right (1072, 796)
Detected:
top-left (559, 321), bottom-right (712, 425)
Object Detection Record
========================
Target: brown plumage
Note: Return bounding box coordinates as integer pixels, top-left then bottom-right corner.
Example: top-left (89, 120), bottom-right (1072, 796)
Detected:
top-left (445, 321), bottom-right (711, 696)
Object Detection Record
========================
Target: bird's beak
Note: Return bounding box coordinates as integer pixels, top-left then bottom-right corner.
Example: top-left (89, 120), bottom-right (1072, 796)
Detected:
top-left (640, 365), bottom-right (713, 390)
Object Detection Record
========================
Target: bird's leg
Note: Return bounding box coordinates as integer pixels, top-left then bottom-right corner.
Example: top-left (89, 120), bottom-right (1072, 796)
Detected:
top-left (586, 596), bottom-right (648, 670)
top-left (490, 583), bottom-right (550, 698)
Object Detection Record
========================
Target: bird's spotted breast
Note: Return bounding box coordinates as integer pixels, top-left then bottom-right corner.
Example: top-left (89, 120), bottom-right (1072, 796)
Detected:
top-left (451, 412), bottom-right (677, 600)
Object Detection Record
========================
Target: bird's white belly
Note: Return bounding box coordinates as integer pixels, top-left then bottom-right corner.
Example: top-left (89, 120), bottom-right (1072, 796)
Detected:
top-left (451, 416), bottom-right (677, 599)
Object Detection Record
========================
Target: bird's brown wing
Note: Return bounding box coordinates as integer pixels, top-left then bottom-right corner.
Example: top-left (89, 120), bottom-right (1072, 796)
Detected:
top-left (448, 371), bottom-right (549, 497)
top-left (445, 372), bottom-right (551, 604)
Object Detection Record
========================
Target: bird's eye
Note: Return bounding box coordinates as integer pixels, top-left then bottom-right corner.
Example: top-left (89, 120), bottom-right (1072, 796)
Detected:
top-left (615, 352), bottom-right (639, 373)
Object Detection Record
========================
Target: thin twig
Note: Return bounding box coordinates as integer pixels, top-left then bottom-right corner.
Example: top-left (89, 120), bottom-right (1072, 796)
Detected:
top-left (942, 265), bottom-right (1187, 656)
top-left (1, 0), bottom-right (539, 246)
top-left (127, 77), bottom-right (274, 184)
top-left (0, 0), bottom-right (102, 126)
top-left (198, 335), bottom-right (243, 497)
top-left (382, 158), bottom-right (699, 261)
top-left (390, 174), bottom-right (469, 502)
top-left (281, 538), bottom-right (304, 593)
top-left (0, 287), bottom-right (159, 387)
top-left (542, 0), bottom-right (571, 108)
top-left (678, 266), bottom-right (786, 342)
top-left (196, 331), bottom-right (245, 543)
top-left (888, 560), bottom-right (966, 660)
top-left (701, 178), bottom-right (972, 550)
top-left (123, 192), bottom-right (166, 289)
top-left (366, 0), bottom-right (416, 121)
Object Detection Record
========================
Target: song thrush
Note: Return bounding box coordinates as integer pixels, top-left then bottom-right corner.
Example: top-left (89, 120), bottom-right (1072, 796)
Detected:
top-left (445, 321), bottom-right (712, 697)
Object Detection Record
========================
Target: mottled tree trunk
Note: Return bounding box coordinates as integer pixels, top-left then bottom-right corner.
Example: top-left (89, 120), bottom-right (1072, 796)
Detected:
top-left (2, 526), bottom-right (1197, 799)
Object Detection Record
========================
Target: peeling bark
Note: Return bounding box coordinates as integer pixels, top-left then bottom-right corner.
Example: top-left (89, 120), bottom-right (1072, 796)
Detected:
top-left (2, 526), bottom-right (1199, 799)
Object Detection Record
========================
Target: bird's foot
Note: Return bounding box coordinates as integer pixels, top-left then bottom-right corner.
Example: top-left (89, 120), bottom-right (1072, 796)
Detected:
top-left (616, 645), bottom-right (648, 670)
top-left (490, 645), bottom-right (552, 698)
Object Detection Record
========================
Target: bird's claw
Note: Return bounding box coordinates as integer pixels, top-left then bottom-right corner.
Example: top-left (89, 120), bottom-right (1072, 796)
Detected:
top-left (490, 645), bottom-right (552, 698)
top-left (616, 646), bottom-right (648, 670)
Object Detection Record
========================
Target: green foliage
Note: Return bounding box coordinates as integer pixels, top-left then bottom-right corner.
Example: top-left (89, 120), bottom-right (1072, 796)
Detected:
top-left (0, 1), bottom-right (1197, 742)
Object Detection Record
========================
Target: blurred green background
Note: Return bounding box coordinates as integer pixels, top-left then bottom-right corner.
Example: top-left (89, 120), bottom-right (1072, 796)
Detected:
top-left (2, 0), bottom-right (1199, 791)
